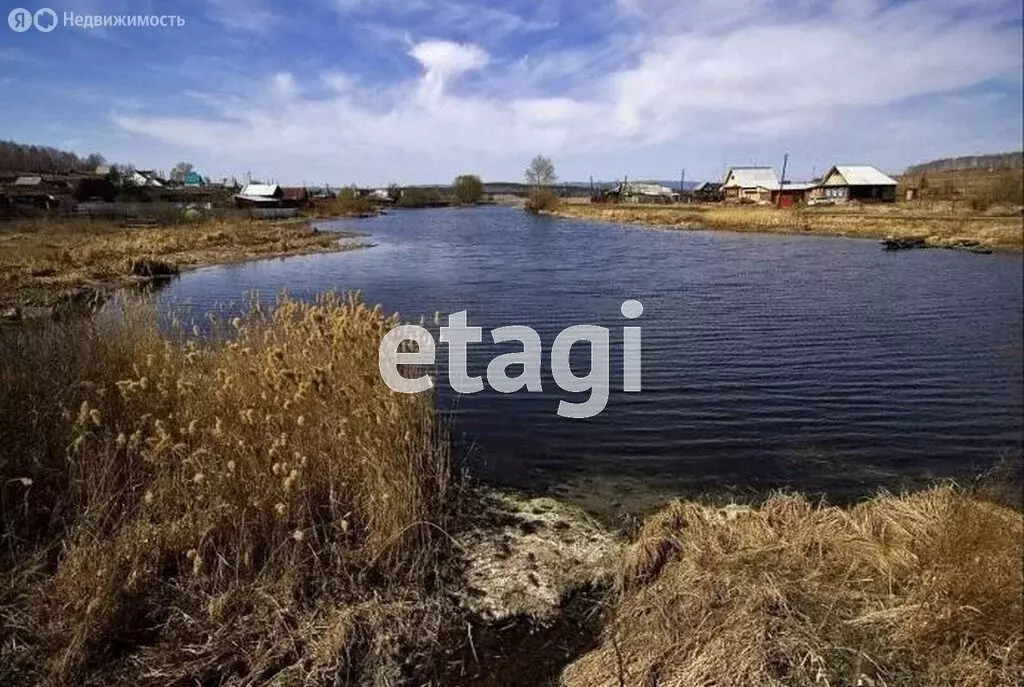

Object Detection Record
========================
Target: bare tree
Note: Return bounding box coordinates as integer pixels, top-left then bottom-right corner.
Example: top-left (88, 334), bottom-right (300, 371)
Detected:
top-left (525, 155), bottom-right (556, 188)
top-left (524, 155), bottom-right (558, 213)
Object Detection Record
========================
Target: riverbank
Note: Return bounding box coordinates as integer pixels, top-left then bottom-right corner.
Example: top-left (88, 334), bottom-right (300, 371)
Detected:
top-left (550, 202), bottom-right (1024, 252)
top-left (0, 217), bottom-right (365, 317)
top-left (0, 293), bottom-right (1019, 686)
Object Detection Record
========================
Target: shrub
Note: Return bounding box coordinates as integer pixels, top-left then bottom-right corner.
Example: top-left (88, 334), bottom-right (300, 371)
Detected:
top-left (525, 187), bottom-right (559, 213)
top-left (398, 187), bottom-right (449, 208)
top-left (335, 186), bottom-right (377, 215)
top-left (452, 174), bottom-right (484, 205)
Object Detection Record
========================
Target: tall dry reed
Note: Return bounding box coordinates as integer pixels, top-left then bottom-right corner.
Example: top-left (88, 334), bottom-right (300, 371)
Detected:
top-left (0, 292), bottom-right (455, 686)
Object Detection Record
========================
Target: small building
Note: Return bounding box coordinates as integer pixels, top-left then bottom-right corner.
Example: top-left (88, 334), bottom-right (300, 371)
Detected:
top-left (234, 183), bottom-right (283, 208)
top-left (692, 181), bottom-right (724, 203)
top-left (598, 182), bottom-right (678, 204)
top-left (808, 165), bottom-right (897, 204)
top-left (280, 187), bottom-right (311, 207)
top-left (772, 181), bottom-right (817, 208)
top-left (722, 167), bottom-right (779, 204)
top-left (183, 171), bottom-right (205, 187)
top-left (4, 175), bottom-right (75, 210)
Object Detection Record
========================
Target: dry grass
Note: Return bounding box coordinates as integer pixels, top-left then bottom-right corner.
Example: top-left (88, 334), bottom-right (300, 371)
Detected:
top-left (553, 203), bottom-right (1024, 251)
top-left (0, 293), bottom-right (455, 686)
top-left (563, 485), bottom-right (1024, 687)
top-left (0, 217), bottom-right (362, 310)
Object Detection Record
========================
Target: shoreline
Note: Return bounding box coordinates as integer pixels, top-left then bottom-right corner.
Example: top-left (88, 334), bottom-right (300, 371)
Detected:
top-left (548, 203), bottom-right (1024, 252)
top-left (0, 217), bottom-right (369, 320)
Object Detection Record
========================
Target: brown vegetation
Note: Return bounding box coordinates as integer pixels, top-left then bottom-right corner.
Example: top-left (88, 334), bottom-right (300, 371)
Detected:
top-left (564, 485), bottom-right (1023, 687)
top-left (525, 187), bottom-right (560, 213)
top-left (0, 217), bottom-right (363, 311)
top-left (0, 293), bottom-right (456, 685)
top-left (552, 202), bottom-right (1024, 251)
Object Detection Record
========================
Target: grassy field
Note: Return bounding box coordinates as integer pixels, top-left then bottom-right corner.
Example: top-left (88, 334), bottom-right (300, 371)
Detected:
top-left (0, 292), bottom-right (1020, 685)
top-left (552, 202), bottom-right (1024, 251)
top-left (0, 217), bottom-right (363, 312)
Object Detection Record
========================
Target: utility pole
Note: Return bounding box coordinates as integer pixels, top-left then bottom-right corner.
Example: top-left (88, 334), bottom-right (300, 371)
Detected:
top-left (777, 153), bottom-right (789, 207)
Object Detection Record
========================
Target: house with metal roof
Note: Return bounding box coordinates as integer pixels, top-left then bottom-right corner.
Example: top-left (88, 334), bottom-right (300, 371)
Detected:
top-left (721, 167), bottom-right (779, 204)
top-left (235, 184), bottom-right (284, 207)
top-left (183, 171), bottom-right (205, 187)
top-left (809, 165), bottom-right (898, 204)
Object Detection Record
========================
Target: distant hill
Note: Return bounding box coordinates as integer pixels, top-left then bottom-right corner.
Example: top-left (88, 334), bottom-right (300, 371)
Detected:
top-left (899, 152), bottom-right (1023, 206)
top-left (905, 152), bottom-right (1023, 176)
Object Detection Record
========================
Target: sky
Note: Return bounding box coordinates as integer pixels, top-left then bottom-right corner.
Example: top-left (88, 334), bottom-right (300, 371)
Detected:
top-left (1, 0), bottom-right (1022, 185)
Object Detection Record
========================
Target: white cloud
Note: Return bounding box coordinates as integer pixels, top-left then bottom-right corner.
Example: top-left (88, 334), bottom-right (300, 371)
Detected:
top-left (408, 40), bottom-right (490, 101)
top-left (113, 0), bottom-right (1022, 184)
top-left (205, 0), bottom-right (277, 33)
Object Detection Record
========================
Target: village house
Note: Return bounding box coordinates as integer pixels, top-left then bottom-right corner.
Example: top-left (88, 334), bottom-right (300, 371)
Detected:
top-left (598, 182), bottom-right (678, 204)
top-left (1, 172), bottom-right (115, 210)
top-left (183, 171), bottom-right (205, 187)
top-left (234, 183), bottom-right (283, 208)
top-left (692, 181), bottom-right (724, 203)
top-left (3, 175), bottom-right (65, 210)
top-left (808, 165), bottom-right (898, 204)
top-left (722, 167), bottom-right (779, 204)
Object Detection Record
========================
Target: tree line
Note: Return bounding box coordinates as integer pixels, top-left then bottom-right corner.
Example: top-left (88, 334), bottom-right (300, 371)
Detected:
top-left (0, 140), bottom-right (107, 175)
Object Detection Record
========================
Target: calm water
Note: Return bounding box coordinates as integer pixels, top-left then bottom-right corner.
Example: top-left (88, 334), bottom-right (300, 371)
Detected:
top-left (156, 206), bottom-right (1023, 503)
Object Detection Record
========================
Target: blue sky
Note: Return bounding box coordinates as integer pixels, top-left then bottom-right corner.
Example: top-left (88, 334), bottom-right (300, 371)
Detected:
top-left (2, 0), bottom-right (1022, 185)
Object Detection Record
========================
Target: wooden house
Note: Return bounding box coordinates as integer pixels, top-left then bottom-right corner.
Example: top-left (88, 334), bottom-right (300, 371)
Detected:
top-left (722, 167), bottom-right (779, 204)
top-left (808, 166), bottom-right (897, 204)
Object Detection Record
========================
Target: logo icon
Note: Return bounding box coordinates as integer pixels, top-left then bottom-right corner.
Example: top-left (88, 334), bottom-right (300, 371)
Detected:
top-left (8, 7), bottom-right (32, 31)
top-left (7, 7), bottom-right (57, 32)
top-left (34, 8), bottom-right (57, 32)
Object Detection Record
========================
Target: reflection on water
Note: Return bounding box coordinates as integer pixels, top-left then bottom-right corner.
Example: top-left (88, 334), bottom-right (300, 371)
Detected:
top-left (155, 206), bottom-right (1024, 506)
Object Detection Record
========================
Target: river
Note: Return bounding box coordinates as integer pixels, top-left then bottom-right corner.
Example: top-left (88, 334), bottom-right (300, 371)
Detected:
top-left (156, 206), bottom-right (1023, 511)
